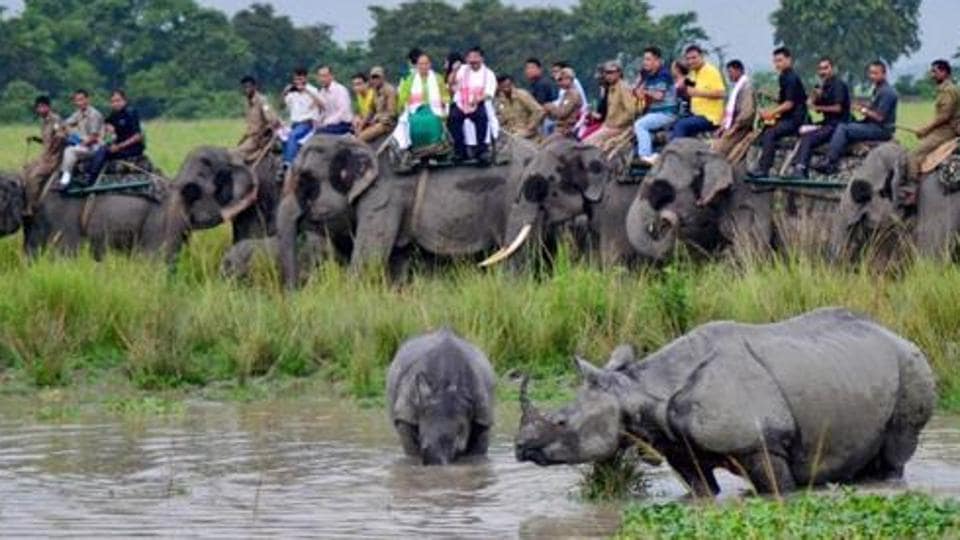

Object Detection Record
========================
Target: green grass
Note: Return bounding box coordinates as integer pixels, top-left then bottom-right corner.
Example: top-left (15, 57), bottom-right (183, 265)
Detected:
top-left (618, 490), bottom-right (960, 539)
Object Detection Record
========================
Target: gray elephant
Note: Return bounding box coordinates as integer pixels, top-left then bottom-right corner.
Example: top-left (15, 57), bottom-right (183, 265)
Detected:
top-left (479, 136), bottom-right (639, 268)
top-left (626, 139), bottom-right (773, 263)
top-left (387, 328), bottom-right (496, 465)
top-left (220, 232), bottom-right (328, 283)
top-left (515, 308), bottom-right (935, 496)
top-left (0, 174), bottom-right (25, 238)
top-left (832, 141), bottom-right (960, 261)
top-left (25, 146), bottom-right (258, 261)
top-left (276, 134), bottom-right (538, 287)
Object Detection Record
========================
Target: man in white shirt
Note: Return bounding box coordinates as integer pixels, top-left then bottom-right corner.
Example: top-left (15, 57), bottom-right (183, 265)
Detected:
top-left (449, 46), bottom-right (498, 163)
top-left (316, 66), bottom-right (354, 135)
top-left (281, 67), bottom-right (321, 171)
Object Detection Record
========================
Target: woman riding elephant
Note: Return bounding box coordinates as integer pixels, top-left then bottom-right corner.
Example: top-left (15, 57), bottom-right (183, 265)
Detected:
top-left (275, 133), bottom-right (538, 287)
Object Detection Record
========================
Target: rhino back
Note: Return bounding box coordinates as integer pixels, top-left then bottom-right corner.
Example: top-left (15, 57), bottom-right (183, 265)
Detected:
top-left (387, 329), bottom-right (495, 426)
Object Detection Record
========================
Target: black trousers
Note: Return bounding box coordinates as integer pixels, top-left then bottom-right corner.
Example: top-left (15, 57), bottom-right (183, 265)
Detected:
top-left (757, 117), bottom-right (802, 173)
top-left (794, 125), bottom-right (837, 170)
top-left (448, 103), bottom-right (489, 157)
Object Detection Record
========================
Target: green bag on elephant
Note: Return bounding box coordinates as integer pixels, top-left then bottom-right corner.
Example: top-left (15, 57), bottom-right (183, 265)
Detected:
top-left (409, 105), bottom-right (445, 150)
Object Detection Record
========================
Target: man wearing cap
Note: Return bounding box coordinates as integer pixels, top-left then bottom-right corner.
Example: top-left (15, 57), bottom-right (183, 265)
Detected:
top-left (356, 66), bottom-right (398, 143)
top-left (583, 60), bottom-right (637, 147)
top-left (495, 75), bottom-right (544, 140)
top-left (236, 75), bottom-right (279, 164)
top-left (22, 95), bottom-right (64, 213)
top-left (543, 67), bottom-right (584, 138)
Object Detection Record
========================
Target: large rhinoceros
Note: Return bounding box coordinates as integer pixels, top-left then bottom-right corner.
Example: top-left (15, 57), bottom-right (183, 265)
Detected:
top-left (515, 308), bottom-right (935, 496)
top-left (387, 328), bottom-right (496, 465)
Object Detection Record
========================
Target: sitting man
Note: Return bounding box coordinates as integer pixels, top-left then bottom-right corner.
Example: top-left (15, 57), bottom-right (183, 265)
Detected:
top-left (58, 89), bottom-right (104, 187)
top-left (393, 51), bottom-right (450, 158)
top-left (583, 60), bottom-right (637, 147)
top-left (356, 66), bottom-right (398, 143)
top-left (789, 57), bottom-right (850, 178)
top-left (495, 75), bottom-right (544, 140)
top-left (86, 89), bottom-right (145, 184)
top-left (22, 95), bottom-right (64, 212)
top-left (748, 47), bottom-right (808, 178)
top-left (816, 61), bottom-right (898, 175)
top-left (712, 60), bottom-right (756, 161)
top-left (280, 67), bottom-right (321, 177)
top-left (449, 46), bottom-right (498, 163)
top-left (352, 72), bottom-right (377, 137)
top-left (908, 59), bottom-right (960, 181)
top-left (236, 75), bottom-right (279, 165)
top-left (316, 66), bottom-right (354, 135)
top-left (633, 46), bottom-right (678, 165)
top-left (543, 67), bottom-right (584, 138)
top-left (670, 45), bottom-right (726, 140)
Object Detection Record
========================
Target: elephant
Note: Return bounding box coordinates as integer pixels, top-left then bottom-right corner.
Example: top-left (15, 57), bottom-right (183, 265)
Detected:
top-left (479, 136), bottom-right (640, 268)
top-left (625, 138), bottom-right (773, 263)
top-left (24, 146), bottom-right (258, 261)
top-left (515, 308), bottom-right (935, 497)
top-left (832, 141), bottom-right (960, 261)
top-left (0, 174), bottom-right (25, 238)
top-left (276, 134), bottom-right (539, 287)
top-left (220, 232), bottom-right (328, 284)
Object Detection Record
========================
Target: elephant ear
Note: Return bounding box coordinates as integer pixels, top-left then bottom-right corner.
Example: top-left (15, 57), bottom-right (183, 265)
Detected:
top-left (328, 138), bottom-right (380, 205)
top-left (576, 144), bottom-right (607, 203)
top-left (698, 151), bottom-right (734, 206)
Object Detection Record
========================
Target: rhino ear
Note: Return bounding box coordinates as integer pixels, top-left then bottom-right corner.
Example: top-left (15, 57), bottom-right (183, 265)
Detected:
top-left (574, 355), bottom-right (605, 388)
top-left (604, 344), bottom-right (636, 371)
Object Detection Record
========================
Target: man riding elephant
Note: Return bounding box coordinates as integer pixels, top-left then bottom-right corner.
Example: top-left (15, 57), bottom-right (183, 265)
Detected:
top-left (908, 60), bottom-right (960, 182)
top-left (21, 95), bottom-right (65, 215)
top-left (236, 75), bottom-right (280, 165)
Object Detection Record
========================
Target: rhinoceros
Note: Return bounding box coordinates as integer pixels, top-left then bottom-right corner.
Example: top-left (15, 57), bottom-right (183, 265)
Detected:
top-left (387, 329), bottom-right (496, 465)
top-left (515, 308), bottom-right (935, 496)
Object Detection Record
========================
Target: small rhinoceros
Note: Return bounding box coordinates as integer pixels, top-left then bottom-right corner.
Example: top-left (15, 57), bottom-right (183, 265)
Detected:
top-left (387, 329), bottom-right (496, 465)
top-left (515, 308), bottom-right (935, 496)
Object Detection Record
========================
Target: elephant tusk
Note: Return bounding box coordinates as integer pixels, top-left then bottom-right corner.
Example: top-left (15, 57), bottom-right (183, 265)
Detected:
top-left (479, 224), bottom-right (533, 267)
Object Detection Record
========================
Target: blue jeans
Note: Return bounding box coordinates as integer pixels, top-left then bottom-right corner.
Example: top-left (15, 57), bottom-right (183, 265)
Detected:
top-left (317, 122), bottom-right (352, 135)
top-left (634, 112), bottom-right (676, 156)
top-left (825, 122), bottom-right (892, 164)
top-left (283, 121), bottom-right (315, 165)
top-left (87, 145), bottom-right (143, 182)
top-left (670, 115), bottom-right (716, 140)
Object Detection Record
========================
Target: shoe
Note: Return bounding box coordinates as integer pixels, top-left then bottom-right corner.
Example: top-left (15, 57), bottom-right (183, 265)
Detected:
top-left (59, 171), bottom-right (72, 187)
top-left (784, 166), bottom-right (808, 179)
top-left (637, 154), bottom-right (659, 167)
top-left (746, 169), bottom-right (768, 179)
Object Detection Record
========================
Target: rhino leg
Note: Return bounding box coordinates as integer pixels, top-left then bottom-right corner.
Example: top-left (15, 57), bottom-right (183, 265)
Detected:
top-left (737, 450), bottom-right (797, 495)
top-left (395, 420), bottom-right (420, 457)
top-left (663, 446), bottom-right (721, 498)
top-left (465, 423), bottom-right (490, 456)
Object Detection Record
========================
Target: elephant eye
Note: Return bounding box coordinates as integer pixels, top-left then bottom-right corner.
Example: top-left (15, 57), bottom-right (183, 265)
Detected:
top-left (329, 149), bottom-right (356, 194)
top-left (647, 179), bottom-right (676, 211)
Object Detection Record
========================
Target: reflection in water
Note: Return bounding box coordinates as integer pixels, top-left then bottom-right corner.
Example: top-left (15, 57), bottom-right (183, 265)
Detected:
top-left (0, 400), bottom-right (956, 539)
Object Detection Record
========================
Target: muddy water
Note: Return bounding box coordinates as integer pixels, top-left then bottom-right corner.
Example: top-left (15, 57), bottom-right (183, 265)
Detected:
top-left (0, 399), bottom-right (957, 539)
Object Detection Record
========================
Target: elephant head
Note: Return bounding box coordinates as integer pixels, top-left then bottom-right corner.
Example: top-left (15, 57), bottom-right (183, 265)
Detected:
top-left (0, 174), bottom-right (25, 237)
top-left (830, 142), bottom-right (909, 261)
top-left (626, 139), bottom-right (734, 263)
top-left (172, 147), bottom-right (259, 231)
top-left (481, 137), bottom-right (609, 266)
top-left (277, 135), bottom-right (379, 287)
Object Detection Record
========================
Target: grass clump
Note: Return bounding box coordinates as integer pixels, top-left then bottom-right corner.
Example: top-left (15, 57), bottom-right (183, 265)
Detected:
top-left (579, 448), bottom-right (652, 501)
top-left (618, 490), bottom-right (960, 539)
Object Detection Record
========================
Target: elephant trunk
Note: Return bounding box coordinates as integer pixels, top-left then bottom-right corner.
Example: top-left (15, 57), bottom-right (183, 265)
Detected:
top-left (627, 198), bottom-right (678, 263)
top-left (276, 193), bottom-right (303, 289)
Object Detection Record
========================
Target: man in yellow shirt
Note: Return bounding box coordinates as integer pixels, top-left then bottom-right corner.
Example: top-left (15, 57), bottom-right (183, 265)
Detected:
top-left (670, 44), bottom-right (726, 139)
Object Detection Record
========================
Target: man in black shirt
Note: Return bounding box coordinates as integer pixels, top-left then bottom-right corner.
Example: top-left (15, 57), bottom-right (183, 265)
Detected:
top-left (525, 57), bottom-right (558, 105)
top-left (790, 57), bottom-right (851, 177)
top-left (86, 89), bottom-right (145, 183)
top-left (749, 47), bottom-right (808, 178)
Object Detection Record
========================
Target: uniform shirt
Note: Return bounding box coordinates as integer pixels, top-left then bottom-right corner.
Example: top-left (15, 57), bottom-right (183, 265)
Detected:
top-left (919, 79), bottom-right (960, 136)
top-left (603, 80), bottom-right (638, 130)
top-left (689, 62), bottom-right (726, 126)
top-left (318, 80), bottom-right (353, 127)
top-left (284, 84), bottom-right (321, 124)
top-left (865, 81), bottom-right (898, 132)
top-left (778, 68), bottom-right (808, 124)
top-left (641, 66), bottom-right (677, 115)
top-left (495, 87), bottom-right (545, 135)
top-left (528, 75), bottom-right (558, 105)
top-left (548, 86), bottom-right (583, 135)
top-left (65, 106), bottom-right (104, 142)
top-left (106, 106), bottom-right (145, 154)
top-left (373, 82), bottom-right (399, 127)
top-left (814, 76), bottom-right (851, 126)
top-left (243, 92), bottom-right (278, 139)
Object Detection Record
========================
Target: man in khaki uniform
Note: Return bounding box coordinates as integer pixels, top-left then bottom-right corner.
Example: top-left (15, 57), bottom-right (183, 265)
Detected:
top-left (495, 75), bottom-right (544, 140)
top-left (236, 76), bottom-right (279, 164)
top-left (544, 67), bottom-right (583, 138)
top-left (909, 60), bottom-right (960, 180)
top-left (22, 95), bottom-right (64, 213)
top-left (713, 60), bottom-right (757, 161)
top-left (357, 66), bottom-right (398, 143)
top-left (583, 60), bottom-right (638, 147)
